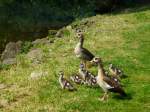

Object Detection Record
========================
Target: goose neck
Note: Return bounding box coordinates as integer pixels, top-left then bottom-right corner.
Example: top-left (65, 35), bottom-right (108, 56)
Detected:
top-left (97, 62), bottom-right (105, 79)
top-left (78, 37), bottom-right (84, 47)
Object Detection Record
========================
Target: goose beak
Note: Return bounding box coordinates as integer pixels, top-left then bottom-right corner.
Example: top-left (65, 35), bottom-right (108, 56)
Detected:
top-left (90, 59), bottom-right (95, 65)
top-left (90, 57), bottom-right (100, 65)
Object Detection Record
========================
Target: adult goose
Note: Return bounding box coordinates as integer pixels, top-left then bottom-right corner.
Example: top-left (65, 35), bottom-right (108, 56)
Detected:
top-left (59, 71), bottom-right (76, 91)
top-left (91, 57), bottom-right (126, 101)
top-left (74, 33), bottom-right (95, 68)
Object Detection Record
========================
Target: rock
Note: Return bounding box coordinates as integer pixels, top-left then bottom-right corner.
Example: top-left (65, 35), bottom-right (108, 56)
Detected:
top-left (0, 99), bottom-right (9, 108)
top-left (0, 84), bottom-right (7, 89)
top-left (48, 30), bottom-right (57, 35)
top-left (55, 29), bottom-right (64, 38)
top-left (2, 58), bottom-right (16, 65)
top-left (1, 41), bottom-right (22, 65)
top-left (26, 48), bottom-right (43, 64)
top-left (29, 71), bottom-right (48, 80)
top-left (32, 38), bottom-right (52, 45)
top-left (66, 25), bottom-right (72, 30)
top-left (49, 39), bottom-right (55, 43)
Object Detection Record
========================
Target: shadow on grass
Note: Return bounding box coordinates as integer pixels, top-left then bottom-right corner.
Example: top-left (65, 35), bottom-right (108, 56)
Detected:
top-left (113, 92), bottom-right (133, 100)
top-left (111, 4), bottom-right (150, 15)
top-left (121, 75), bottom-right (128, 79)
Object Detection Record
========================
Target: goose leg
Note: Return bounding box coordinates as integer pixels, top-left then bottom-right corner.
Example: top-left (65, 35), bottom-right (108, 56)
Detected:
top-left (106, 93), bottom-right (109, 101)
top-left (81, 60), bottom-right (87, 69)
top-left (81, 60), bottom-right (85, 67)
top-left (99, 93), bottom-right (107, 101)
top-left (99, 95), bottom-right (105, 101)
top-left (84, 61), bottom-right (87, 69)
top-left (103, 93), bottom-right (107, 101)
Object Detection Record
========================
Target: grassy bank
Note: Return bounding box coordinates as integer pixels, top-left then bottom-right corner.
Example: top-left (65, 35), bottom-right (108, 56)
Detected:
top-left (0, 5), bottom-right (150, 112)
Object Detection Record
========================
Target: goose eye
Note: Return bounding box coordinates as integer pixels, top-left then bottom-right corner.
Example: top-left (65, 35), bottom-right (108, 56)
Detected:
top-left (66, 83), bottom-right (70, 86)
top-left (76, 76), bottom-right (79, 79)
top-left (76, 29), bottom-right (82, 33)
top-left (95, 57), bottom-right (99, 60)
top-left (78, 33), bottom-right (81, 35)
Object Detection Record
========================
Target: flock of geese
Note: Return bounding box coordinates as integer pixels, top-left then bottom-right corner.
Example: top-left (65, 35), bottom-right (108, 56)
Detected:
top-left (59, 31), bottom-right (127, 101)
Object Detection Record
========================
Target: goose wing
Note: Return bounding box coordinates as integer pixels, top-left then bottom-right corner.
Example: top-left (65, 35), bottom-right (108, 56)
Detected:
top-left (103, 76), bottom-right (126, 96)
top-left (103, 76), bottom-right (120, 88)
top-left (70, 75), bottom-right (84, 84)
top-left (81, 48), bottom-right (94, 61)
top-left (64, 80), bottom-right (75, 91)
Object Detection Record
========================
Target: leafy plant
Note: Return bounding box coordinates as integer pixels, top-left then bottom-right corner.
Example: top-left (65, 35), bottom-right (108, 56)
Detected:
top-left (21, 41), bottom-right (33, 54)
top-left (0, 63), bottom-right (10, 70)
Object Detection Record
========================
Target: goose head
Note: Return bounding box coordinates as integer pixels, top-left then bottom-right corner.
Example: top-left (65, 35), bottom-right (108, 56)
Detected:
top-left (76, 32), bottom-right (84, 40)
top-left (75, 29), bottom-right (82, 33)
top-left (76, 33), bottom-right (84, 39)
top-left (90, 57), bottom-right (102, 65)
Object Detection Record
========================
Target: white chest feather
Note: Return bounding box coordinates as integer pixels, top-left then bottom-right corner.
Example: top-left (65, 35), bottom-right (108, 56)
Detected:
top-left (96, 76), bottom-right (113, 92)
top-left (74, 43), bottom-right (81, 57)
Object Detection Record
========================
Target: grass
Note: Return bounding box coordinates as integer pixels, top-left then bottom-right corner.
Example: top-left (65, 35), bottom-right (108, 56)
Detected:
top-left (0, 6), bottom-right (150, 112)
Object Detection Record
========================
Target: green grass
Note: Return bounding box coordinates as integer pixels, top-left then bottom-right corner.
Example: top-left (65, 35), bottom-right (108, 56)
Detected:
top-left (0, 6), bottom-right (150, 112)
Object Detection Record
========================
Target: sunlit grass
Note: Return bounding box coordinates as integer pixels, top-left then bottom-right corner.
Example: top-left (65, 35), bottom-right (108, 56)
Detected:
top-left (0, 6), bottom-right (150, 112)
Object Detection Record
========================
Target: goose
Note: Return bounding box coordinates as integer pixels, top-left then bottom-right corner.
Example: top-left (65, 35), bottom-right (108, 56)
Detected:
top-left (105, 71), bottom-right (109, 77)
top-left (109, 63), bottom-right (124, 78)
top-left (105, 71), bottom-right (121, 84)
top-left (59, 71), bottom-right (76, 91)
top-left (70, 74), bottom-right (84, 85)
top-left (79, 63), bottom-right (97, 86)
top-left (74, 33), bottom-right (95, 69)
top-left (87, 72), bottom-right (97, 86)
top-left (91, 57), bottom-right (126, 101)
top-left (78, 63), bottom-right (89, 81)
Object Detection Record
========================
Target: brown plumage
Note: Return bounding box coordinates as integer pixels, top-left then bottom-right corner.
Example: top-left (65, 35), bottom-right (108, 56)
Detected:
top-left (59, 71), bottom-right (76, 91)
top-left (103, 77), bottom-right (126, 96)
top-left (87, 72), bottom-right (97, 86)
top-left (105, 71), bottom-right (121, 86)
top-left (78, 63), bottom-right (97, 86)
top-left (91, 57), bottom-right (126, 101)
top-left (70, 74), bottom-right (84, 85)
top-left (74, 33), bottom-right (94, 68)
top-left (109, 63), bottom-right (124, 79)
